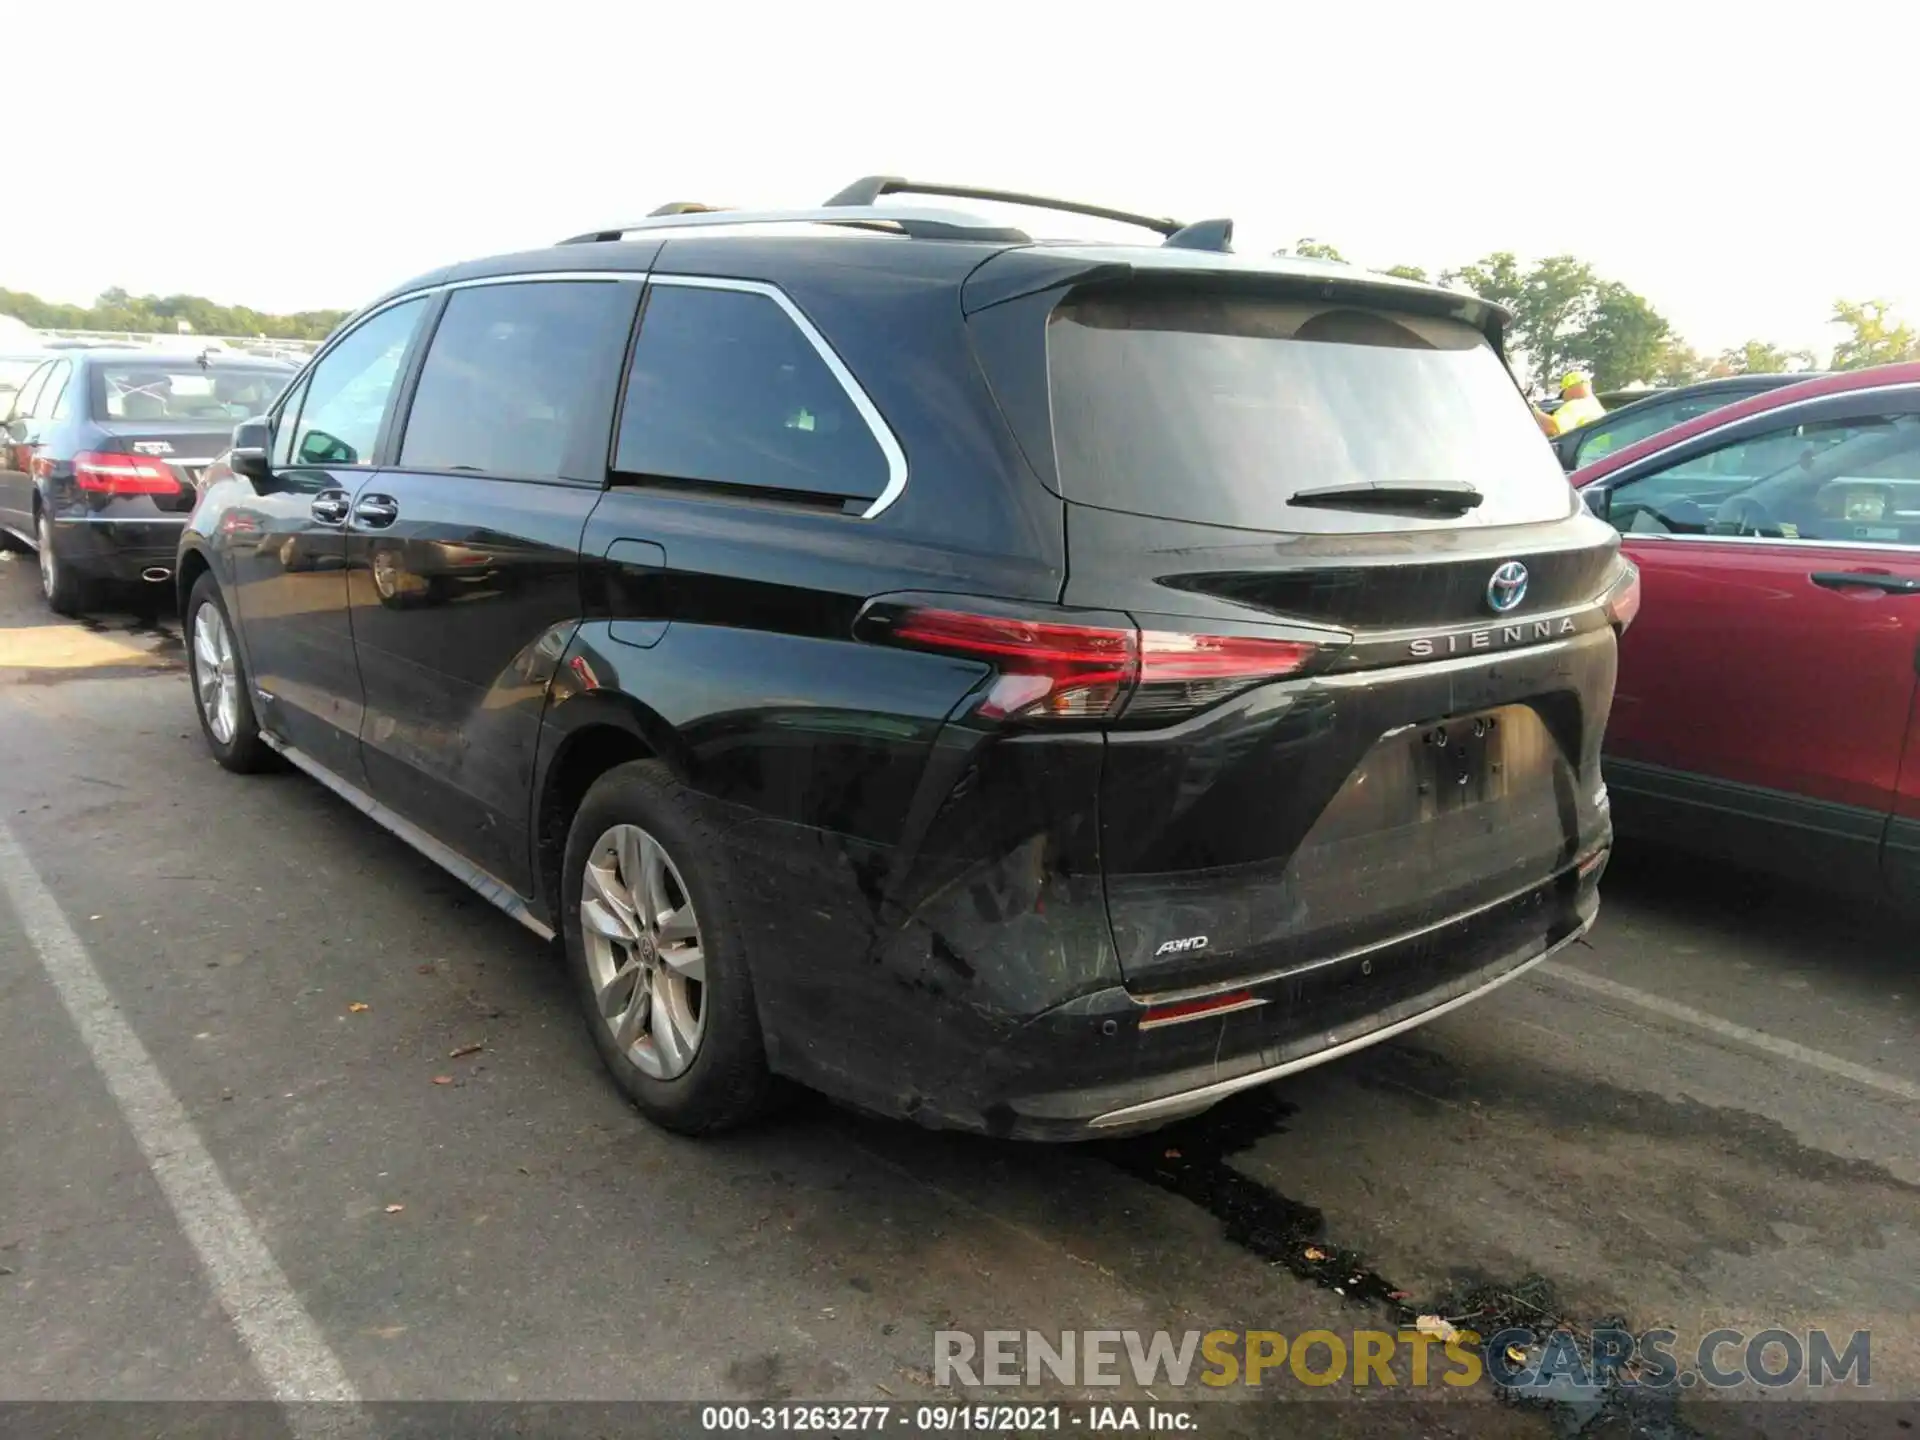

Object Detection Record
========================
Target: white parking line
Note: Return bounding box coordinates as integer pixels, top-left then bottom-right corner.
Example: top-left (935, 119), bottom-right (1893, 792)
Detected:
top-left (1539, 960), bottom-right (1920, 1103)
top-left (0, 819), bottom-right (359, 1406)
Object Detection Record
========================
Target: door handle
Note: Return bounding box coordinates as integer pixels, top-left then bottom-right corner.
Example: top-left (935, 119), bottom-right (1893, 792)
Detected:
top-left (1810, 571), bottom-right (1920, 595)
top-left (309, 490), bottom-right (350, 525)
top-left (353, 493), bottom-right (399, 528)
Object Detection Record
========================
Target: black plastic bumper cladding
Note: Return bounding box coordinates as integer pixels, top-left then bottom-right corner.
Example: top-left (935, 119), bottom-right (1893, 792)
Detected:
top-left (1101, 625), bottom-right (1615, 992)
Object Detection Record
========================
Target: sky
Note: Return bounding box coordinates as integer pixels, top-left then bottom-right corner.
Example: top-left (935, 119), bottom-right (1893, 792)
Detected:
top-left (6, 0), bottom-right (1916, 361)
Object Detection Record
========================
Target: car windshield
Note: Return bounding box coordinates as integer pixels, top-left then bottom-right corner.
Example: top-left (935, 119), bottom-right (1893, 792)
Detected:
top-left (93, 363), bottom-right (291, 422)
top-left (1045, 290), bottom-right (1573, 532)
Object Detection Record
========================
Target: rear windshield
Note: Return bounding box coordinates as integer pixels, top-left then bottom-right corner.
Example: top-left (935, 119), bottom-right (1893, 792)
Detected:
top-left (92, 364), bottom-right (291, 423)
top-left (1046, 292), bottom-right (1573, 531)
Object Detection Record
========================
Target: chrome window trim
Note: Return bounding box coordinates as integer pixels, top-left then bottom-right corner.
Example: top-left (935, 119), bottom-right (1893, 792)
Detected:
top-left (1602, 380), bottom-right (1920, 482)
top-left (1619, 531), bottom-right (1920, 554)
top-left (443, 271), bottom-right (646, 290)
top-left (314, 268), bottom-right (908, 518)
top-left (642, 274), bottom-right (909, 519)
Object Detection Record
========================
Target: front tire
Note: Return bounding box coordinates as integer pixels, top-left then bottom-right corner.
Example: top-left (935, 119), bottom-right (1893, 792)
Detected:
top-left (37, 511), bottom-right (91, 617)
top-left (186, 572), bottom-right (272, 773)
top-left (562, 760), bottom-right (774, 1135)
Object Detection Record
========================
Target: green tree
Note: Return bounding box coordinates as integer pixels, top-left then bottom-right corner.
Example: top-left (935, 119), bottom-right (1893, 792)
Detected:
top-left (1565, 281), bottom-right (1670, 390)
top-left (1651, 340), bottom-right (1706, 387)
top-left (1287, 238), bottom-right (1347, 262)
top-left (0, 286), bottom-right (346, 341)
top-left (1829, 299), bottom-right (1918, 370)
top-left (1441, 252), bottom-right (1525, 311)
top-left (1718, 339), bottom-right (1817, 375)
top-left (1511, 256), bottom-right (1601, 393)
top-left (1380, 264), bottom-right (1429, 282)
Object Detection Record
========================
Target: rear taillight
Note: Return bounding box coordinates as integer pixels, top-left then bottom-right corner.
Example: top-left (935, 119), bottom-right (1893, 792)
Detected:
top-left (869, 602), bottom-right (1320, 725)
top-left (1130, 630), bottom-right (1319, 720)
top-left (72, 451), bottom-right (180, 496)
top-left (1603, 560), bottom-right (1641, 632)
top-left (886, 608), bottom-right (1137, 721)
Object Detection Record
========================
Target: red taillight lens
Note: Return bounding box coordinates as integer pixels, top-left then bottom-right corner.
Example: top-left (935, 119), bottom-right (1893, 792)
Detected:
top-left (1130, 630), bottom-right (1318, 720)
top-left (887, 607), bottom-right (1139, 720)
top-left (72, 451), bottom-right (181, 496)
top-left (872, 603), bottom-right (1320, 725)
top-left (1603, 561), bottom-right (1641, 632)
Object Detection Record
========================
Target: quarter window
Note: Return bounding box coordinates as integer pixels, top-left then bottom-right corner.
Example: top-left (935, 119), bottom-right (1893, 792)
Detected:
top-left (614, 283), bottom-right (890, 504)
top-left (399, 280), bottom-right (638, 481)
top-left (7, 363), bottom-right (52, 424)
top-left (288, 297), bottom-right (426, 468)
top-left (272, 376), bottom-right (311, 467)
top-left (1607, 412), bottom-right (1920, 544)
top-left (33, 362), bottom-right (71, 420)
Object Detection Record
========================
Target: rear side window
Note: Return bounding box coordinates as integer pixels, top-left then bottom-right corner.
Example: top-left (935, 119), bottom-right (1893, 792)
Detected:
top-left (1573, 392), bottom-right (1743, 467)
top-left (400, 280), bottom-right (638, 481)
top-left (1046, 291), bottom-right (1572, 531)
top-left (614, 283), bottom-right (890, 504)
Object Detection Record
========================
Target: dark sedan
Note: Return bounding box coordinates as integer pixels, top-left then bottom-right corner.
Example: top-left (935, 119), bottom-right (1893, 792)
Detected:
top-left (0, 349), bottom-right (295, 613)
top-left (1551, 373), bottom-right (1823, 472)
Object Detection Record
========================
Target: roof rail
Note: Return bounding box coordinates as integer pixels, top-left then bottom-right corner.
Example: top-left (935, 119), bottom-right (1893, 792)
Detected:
top-left (556, 205), bottom-right (1030, 246)
top-left (823, 175), bottom-right (1192, 239)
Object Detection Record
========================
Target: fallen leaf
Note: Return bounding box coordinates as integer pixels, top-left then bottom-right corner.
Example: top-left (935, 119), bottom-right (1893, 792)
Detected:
top-left (371, 1325), bottom-right (408, 1339)
top-left (1415, 1315), bottom-right (1462, 1343)
top-left (1388, 1290), bottom-right (1412, 1300)
top-left (348, 1002), bottom-right (370, 1013)
top-left (384, 1203), bottom-right (405, 1214)
top-left (432, 1075), bottom-right (454, 1086)
top-left (1303, 1246), bottom-right (1327, 1262)
top-left (449, 1042), bottom-right (484, 1059)
top-left (1506, 1345), bottom-right (1529, 1366)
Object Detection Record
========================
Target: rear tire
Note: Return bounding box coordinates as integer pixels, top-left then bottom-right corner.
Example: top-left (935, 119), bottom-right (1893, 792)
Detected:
top-left (185, 572), bottom-right (272, 774)
top-left (562, 760), bottom-right (775, 1135)
top-left (37, 511), bottom-right (91, 617)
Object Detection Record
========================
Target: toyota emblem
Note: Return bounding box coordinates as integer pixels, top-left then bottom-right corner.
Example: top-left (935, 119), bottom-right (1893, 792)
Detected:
top-left (1486, 561), bottom-right (1529, 614)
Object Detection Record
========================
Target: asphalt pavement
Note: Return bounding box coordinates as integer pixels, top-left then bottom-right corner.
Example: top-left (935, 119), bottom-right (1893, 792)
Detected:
top-left (1, 549), bottom-right (1915, 1440)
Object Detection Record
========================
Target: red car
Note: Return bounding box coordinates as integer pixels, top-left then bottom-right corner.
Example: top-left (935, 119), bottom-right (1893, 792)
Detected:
top-left (1571, 361), bottom-right (1920, 899)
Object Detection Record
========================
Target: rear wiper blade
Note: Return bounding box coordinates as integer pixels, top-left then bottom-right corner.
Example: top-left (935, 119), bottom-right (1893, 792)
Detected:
top-left (1288, 480), bottom-right (1484, 513)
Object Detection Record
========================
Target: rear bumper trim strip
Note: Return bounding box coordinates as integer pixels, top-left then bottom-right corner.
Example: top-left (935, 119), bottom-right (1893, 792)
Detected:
top-left (1087, 922), bottom-right (1589, 1130)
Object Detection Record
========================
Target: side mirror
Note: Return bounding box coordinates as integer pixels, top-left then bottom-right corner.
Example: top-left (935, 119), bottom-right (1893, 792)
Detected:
top-left (1579, 484), bottom-right (1611, 520)
top-left (230, 418), bottom-right (272, 484)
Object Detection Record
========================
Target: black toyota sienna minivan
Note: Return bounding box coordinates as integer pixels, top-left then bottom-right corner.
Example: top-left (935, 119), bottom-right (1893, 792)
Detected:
top-left (178, 179), bottom-right (1636, 1139)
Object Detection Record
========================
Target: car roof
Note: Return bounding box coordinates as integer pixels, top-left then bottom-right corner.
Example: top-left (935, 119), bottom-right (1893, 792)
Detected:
top-left (363, 211), bottom-right (1511, 335)
top-left (1571, 362), bottom-right (1920, 486)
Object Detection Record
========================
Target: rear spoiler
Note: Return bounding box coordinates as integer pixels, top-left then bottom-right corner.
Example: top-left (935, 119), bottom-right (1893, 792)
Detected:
top-left (958, 249), bottom-right (1512, 355)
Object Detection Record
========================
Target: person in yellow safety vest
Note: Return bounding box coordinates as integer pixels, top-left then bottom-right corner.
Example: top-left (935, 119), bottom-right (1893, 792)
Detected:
top-left (1550, 372), bottom-right (1607, 435)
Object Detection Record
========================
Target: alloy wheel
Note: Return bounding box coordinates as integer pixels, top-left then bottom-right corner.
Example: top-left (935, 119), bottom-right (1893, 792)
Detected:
top-left (580, 823), bottom-right (707, 1079)
top-left (192, 602), bottom-right (240, 745)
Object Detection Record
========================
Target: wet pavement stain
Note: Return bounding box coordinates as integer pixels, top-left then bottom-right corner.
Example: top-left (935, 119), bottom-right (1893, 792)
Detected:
top-left (1092, 1085), bottom-right (1706, 1439)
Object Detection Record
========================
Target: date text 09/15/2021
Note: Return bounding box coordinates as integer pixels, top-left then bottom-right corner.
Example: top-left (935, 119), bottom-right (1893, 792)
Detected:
top-left (700, 1404), bottom-right (1195, 1432)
